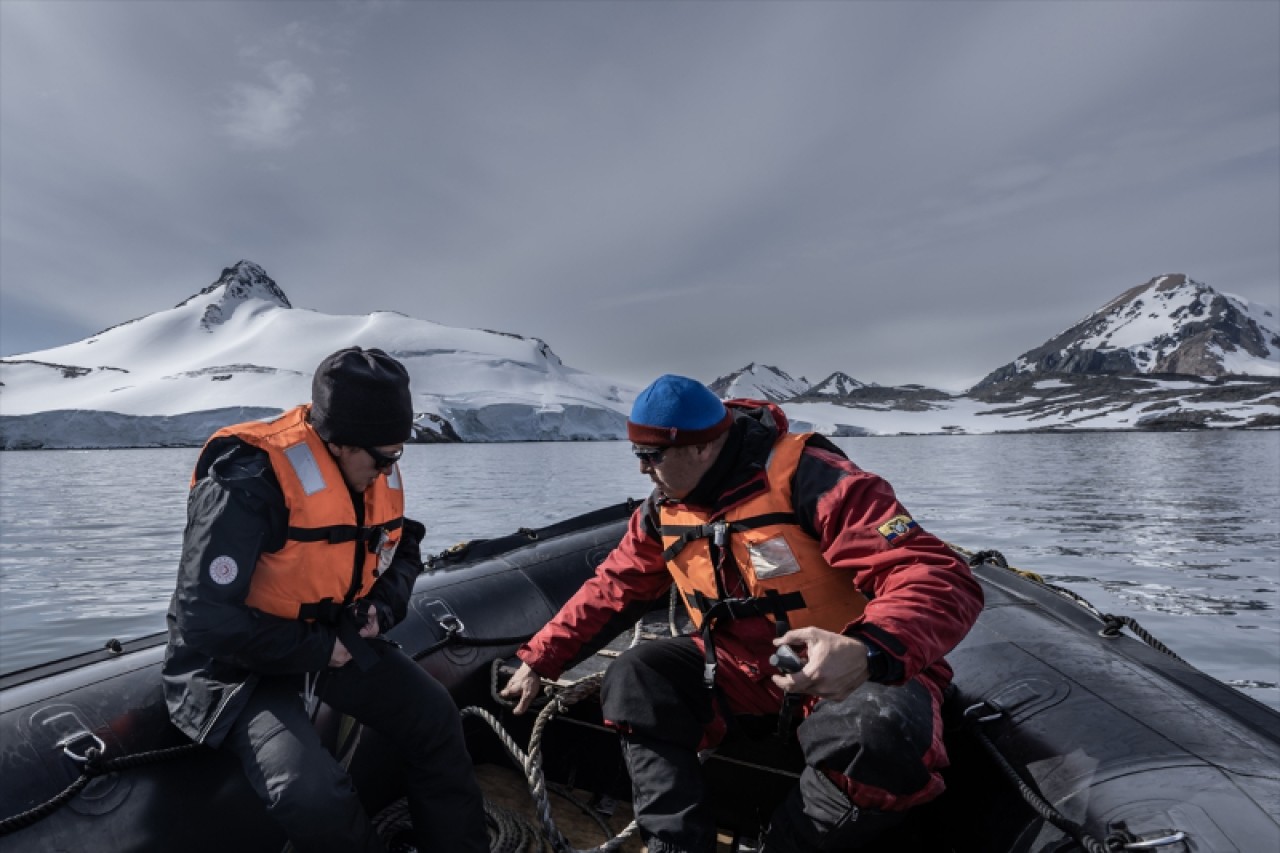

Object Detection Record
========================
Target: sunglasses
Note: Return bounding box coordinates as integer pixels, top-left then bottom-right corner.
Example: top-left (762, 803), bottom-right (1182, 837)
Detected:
top-left (362, 445), bottom-right (404, 471)
top-left (632, 445), bottom-right (669, 465)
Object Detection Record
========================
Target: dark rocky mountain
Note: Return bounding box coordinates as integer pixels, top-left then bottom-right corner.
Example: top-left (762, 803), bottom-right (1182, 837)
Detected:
top-left (803, 371), bottom-right (871, 398)
top-left (974, 274), bottom-right (1278, 389)
top-left (791, 382), bottom-right (952, 411)
top-left (712, 274), bottom-right (1276, 432)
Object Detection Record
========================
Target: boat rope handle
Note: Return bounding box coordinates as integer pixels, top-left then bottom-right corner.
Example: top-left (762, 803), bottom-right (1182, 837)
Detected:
top-left (1119, 832), bottom-right (1189, 850)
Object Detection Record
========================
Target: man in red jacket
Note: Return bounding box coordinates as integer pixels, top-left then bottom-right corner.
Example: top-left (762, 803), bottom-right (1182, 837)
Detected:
top-left (502, 374), bottom-right (983, 852)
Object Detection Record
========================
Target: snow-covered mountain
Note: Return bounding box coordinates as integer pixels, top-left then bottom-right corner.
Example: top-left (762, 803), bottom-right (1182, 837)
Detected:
top-left (0, 262), bottom-right (634, 448)
top-left (802, 371), bottom-right (873, 397)
top-left (975, 274), bottom-right (1279, 388)
top-left (2, 266), bottom-right (1276, 448)
top-left (708, 363), bottom-right (809, 401)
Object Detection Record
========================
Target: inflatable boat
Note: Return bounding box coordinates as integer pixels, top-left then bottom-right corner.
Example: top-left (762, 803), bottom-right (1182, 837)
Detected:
top-left (2, 501), bottom-right (1278, 852)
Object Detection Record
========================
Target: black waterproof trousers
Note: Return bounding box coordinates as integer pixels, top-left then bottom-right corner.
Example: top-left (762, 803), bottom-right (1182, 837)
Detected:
top-left (222, 640), bottom-right (487, 853)
top-left (600, 637), bottom-right (936, 853)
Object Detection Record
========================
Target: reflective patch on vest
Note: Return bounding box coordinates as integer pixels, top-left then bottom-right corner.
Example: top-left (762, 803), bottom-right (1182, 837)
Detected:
top-left (748, 535), bottom-right (802, 580)
top-left (208, 555), bottom-right (238, 585)
top-left (878, 514), bottom-right (919, 545)
top-left (375, 529), bottom-right (400, 573)
top-left (282, 442), bottom-right (328, 496)
top-left (386, 465), bottom-right (403, 491)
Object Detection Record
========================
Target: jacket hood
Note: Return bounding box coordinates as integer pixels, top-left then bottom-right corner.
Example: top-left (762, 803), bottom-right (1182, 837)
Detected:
top-left (725, 398), bottom-right (790, 438)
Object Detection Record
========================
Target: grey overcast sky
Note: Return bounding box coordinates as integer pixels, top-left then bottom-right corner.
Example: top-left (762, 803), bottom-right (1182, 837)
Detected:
top-left (2, 0), bottom-right (1277, 391)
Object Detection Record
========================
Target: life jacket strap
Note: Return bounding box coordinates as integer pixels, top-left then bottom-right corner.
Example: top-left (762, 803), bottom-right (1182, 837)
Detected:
top-left (690, 589), bottom-right (806, 689)
top-left (689, 589), bottom-right (806, 624)
top-left (295, 598), bottom-right (380, 670)
top-left (660, 512), bottom-right (800, 562)
top-left (287, 517), bottom-right (404, 549)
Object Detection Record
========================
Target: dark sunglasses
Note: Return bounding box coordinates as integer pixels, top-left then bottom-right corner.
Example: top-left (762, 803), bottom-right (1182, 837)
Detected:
top-left (362, 446), bottom-right (404, 471)
top-left (632, 445), bottom-right (668, 465)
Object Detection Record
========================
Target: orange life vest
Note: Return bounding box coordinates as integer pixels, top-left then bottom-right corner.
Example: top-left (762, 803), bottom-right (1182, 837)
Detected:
top-left (659, 432), bottom-right (868, 633)
top-left (198, 405), bottom-right (405, 621)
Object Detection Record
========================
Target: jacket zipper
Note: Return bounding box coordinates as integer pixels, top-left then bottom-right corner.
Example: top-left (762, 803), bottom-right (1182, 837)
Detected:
top-left (196, 679), bottom-right (248, 744)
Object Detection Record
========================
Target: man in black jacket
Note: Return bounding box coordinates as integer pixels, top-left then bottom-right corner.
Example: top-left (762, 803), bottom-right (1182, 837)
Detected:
top-left (163, 347), bottom-right (486, 853)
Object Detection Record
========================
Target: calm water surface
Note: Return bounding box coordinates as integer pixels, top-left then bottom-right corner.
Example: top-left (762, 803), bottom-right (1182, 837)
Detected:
top-left (1, 432), bottom-right (1276, 709)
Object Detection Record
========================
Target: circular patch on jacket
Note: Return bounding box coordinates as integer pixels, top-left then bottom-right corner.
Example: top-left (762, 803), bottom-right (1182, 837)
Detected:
top-left (208, 555), bottom-right (239, 585)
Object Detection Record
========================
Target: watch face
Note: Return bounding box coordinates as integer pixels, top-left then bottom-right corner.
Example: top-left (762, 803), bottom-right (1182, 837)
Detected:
top-left (865, 646), bottom-right (888, 681)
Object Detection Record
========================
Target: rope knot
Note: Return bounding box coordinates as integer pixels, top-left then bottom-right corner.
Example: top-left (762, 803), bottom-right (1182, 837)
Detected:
top-left (1099, 614), bottom-right (1125, 638)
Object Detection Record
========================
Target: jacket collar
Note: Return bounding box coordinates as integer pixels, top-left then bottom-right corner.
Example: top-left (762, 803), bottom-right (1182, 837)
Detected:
top-left (671, 402), bottom-right (783, 514)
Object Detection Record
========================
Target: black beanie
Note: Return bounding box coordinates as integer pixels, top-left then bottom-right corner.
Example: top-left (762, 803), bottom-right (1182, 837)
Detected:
top-left (310, 347), bottom-right (413, 447)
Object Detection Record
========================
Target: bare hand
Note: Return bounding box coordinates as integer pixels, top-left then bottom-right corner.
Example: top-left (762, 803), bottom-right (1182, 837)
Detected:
top-left (770, 626), bottom-right (870, 701)
top-left (329, 638), bottom-right (352, 668)
top-left (330, 606), bottom-right (379, 667)
top-left (499, 662), bottom-right (544, 715)
top-left (357, 605), bottom-right (380, 639)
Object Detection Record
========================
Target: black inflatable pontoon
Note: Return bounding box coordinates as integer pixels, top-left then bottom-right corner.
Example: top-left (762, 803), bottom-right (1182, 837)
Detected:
top-left (2, 501), bottom-right (1277, 852)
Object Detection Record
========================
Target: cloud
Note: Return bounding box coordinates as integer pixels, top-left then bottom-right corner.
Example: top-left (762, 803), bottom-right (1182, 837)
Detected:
top-left (2, 0), bottom-right (1276, 389)
top-left (221, 60), bottom-right (316, 150)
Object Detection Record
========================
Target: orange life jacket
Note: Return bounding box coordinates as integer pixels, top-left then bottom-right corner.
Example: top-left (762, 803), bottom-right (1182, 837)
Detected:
top-left (659, 432), bottom-right (868, 633)
top-left (198, 405), bottom-right (405, 621)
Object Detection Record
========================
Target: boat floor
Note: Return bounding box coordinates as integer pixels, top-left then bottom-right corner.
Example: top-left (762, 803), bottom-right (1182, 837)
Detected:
top-left (475, 763), bottom-right (648, 852)
top-left (478, 762), bottom-right (760, 852)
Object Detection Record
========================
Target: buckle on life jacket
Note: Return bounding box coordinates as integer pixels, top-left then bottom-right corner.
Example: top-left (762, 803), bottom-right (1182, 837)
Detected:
top-left (297, 598), bottom-right (345, 624)
top-left (287, 518), bottom-right (404, 548)
top-left (690, 589), bottom-right (806, 624)
top-left (660, 512), bottom-right (801, 562)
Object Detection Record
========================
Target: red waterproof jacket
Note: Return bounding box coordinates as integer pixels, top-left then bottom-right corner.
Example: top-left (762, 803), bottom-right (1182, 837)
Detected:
top-left (519, 401), bottom-right (983, 720)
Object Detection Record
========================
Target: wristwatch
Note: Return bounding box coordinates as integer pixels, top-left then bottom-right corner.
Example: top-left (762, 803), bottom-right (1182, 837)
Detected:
top-left (865, 644), bottom-right (888, 682)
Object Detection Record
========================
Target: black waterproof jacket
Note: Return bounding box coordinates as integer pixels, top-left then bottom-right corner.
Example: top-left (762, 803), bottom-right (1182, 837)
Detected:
top-left (162, 438), bottom-right (424, 747)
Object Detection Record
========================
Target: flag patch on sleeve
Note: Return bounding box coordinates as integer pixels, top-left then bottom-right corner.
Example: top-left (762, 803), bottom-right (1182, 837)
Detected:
top-left (877, 514), bottom-right (919, 545)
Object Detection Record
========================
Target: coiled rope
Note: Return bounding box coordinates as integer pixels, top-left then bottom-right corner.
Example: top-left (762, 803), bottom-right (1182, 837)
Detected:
top-left (463, 664), bottom-right (641, 853)
top-left (373, 795), bottom-right (554, 853)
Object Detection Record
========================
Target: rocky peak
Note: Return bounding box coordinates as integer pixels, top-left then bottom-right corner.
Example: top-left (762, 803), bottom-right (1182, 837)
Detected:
top-left (805, 371), bottom-right (870, 397)
top-left (974, 274), bottom-right (1279, 388)
top-left (176, 261), bottom-right (292, 330)
top-left (708, 363), bottom-right (810, 402)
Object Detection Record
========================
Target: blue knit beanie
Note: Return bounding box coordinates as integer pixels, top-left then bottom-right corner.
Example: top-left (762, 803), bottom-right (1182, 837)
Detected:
top-left (627, 374), bottom-right (733, 447)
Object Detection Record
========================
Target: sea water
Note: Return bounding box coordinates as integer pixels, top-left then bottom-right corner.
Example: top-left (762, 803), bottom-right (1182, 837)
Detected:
top-left (1, 432), bottom-right (1276, 710)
